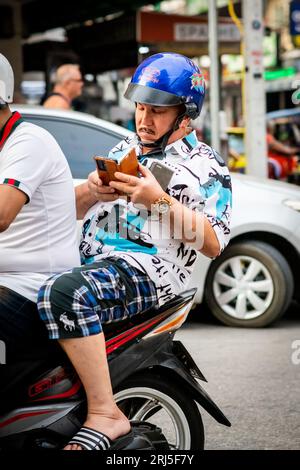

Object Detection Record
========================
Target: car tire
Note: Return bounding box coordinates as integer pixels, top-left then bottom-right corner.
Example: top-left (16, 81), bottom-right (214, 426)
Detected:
top-left (204, 241), bottom-right (294, 327)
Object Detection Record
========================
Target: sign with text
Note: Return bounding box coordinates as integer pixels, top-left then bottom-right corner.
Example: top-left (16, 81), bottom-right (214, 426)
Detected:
top-left (137, 10), bottom-right (240, 43)
top-left (174, 22), bottom-right (241, 42)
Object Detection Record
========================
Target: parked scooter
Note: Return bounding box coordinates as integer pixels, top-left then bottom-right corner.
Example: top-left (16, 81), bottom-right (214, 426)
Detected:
top-left (0, 288), bottom-right (230, 450)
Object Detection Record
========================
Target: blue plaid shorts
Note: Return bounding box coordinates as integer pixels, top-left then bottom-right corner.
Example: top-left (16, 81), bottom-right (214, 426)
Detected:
top-left (37, 257), bottom-right (158, 340)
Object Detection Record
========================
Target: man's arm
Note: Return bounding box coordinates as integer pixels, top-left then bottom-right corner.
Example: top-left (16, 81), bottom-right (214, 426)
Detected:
top-left (0, 185), bottom-right (27, 232)
top-left (169, 199), bottom-right (221, 258)
top-left (268, 135), bottom-right (300, 155)
top-left (109, 165), bottom-right (223, 258)
top-left (75, 181), bottom-right (98, 220)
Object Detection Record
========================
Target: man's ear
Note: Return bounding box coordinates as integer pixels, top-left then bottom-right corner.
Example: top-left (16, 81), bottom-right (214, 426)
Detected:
top-left (179, 115), bottom-right (191, 128)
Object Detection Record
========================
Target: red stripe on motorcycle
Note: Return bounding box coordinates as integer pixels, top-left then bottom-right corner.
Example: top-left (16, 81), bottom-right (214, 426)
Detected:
top-left (106, 317), bottom-right (162, 355)
top-left (29, 379), bottom-right (82, 402)
top-left (106, 323), bottom-right (147, 347)
top-left (0, 410), bottom-right (52, 429)
top-left (105, 311), bottom-right (170, 349)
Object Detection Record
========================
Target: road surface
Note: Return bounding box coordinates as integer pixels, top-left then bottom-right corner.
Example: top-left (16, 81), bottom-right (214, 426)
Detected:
top-left (176, 302), bottom-right (300, 450)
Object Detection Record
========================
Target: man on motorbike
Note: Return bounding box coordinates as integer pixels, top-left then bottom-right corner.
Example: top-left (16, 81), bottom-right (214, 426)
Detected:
top-left (0, 54), bottom-right (79, 363)
top-left (37, 52), bottom-right (232, 450)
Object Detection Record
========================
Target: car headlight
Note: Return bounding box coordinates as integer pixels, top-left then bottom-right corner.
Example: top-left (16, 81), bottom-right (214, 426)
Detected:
top-left (283, 199), bottom-right (300, 212)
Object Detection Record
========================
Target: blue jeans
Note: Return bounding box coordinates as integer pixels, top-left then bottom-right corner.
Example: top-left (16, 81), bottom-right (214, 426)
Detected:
top-left (0, 286), bottom-right (58, 364)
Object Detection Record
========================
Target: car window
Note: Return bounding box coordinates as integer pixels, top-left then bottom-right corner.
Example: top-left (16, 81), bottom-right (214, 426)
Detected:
top-left (24, 115), bottom-right (123, 179)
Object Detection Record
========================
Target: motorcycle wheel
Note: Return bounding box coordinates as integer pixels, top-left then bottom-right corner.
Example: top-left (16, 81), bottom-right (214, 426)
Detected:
top-left (114, 370), bottom-right (205, 450)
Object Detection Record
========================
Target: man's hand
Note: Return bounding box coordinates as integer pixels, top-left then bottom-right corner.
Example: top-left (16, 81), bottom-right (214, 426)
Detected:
top-left (109, 163), bottom-right (165, 210)
top-left (87, 170), bottom-right (119, 203)
top-left (75, 170), bottom-right (119, 219)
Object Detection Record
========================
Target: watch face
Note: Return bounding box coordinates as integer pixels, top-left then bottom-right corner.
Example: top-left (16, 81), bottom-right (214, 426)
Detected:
top-left (158, 202), bottom-right (170, 214)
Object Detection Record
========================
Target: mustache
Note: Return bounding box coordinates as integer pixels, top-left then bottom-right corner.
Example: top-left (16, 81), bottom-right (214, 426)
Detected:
top-left (138, 127), bottom-right (155, 135)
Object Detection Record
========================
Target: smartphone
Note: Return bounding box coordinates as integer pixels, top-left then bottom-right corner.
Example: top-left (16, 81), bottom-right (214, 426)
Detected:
top-left (95, 159), bottom-right (107, 171)
top-left (149, 161), bottom-right (174, 191)
top-left (94, 157), bottom-right (122, 192)
top-left (94, 157), bottom-right (116, 186)
top-left (94, 149), bottom-right (139, 188)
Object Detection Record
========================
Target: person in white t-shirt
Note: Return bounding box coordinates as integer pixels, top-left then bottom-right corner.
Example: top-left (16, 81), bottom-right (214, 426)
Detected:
top-left (37, 53), bottom-right (232, 450)
top-left (0, 54), bottom-right (80, 362)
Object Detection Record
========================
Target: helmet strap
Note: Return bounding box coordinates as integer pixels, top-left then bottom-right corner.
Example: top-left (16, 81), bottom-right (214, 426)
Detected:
top-left (137, 110), bottom-right (187, 157)
top-left (173, 111), bottom-right (186, 131)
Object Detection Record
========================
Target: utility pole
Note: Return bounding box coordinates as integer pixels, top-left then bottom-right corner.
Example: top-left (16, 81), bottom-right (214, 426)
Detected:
top-left (208, 0), bottom-right (221, 153)
top-left (242, 0), bottom-right (267, 177)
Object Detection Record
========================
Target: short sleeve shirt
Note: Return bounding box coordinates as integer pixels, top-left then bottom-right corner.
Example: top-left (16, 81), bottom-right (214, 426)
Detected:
top-left (80, 131), bottom-right (232, 306)
top-left (0, 121), bottom-right (80, 301)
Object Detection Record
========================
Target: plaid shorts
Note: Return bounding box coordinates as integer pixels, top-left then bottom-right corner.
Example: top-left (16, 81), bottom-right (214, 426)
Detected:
top-left (37, 257), bottom-right (158, 340)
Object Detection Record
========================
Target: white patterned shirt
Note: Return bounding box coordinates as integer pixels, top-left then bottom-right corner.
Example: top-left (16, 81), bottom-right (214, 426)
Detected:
top-left (80, 131), bottom-right (232, 306)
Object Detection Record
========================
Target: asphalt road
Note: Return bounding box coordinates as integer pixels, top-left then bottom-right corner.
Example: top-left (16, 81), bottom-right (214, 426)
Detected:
top-left (176, 302), bottom-right (300, 450)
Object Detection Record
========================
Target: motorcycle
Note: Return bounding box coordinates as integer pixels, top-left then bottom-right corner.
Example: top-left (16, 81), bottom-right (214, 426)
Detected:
top-left (0, 288), bottom-right (230, 450)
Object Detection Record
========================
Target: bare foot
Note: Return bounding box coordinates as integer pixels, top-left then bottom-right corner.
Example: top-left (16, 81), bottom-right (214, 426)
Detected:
top-left (64, 408), bottom-right (131, 450)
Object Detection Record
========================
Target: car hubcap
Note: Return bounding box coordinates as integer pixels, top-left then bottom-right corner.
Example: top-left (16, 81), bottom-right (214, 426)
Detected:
top-left (213, 255), bottom-right (274, 320)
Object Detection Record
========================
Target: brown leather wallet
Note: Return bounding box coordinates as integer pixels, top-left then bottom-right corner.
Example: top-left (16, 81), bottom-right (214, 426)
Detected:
top-left (94, 148), bottom-right (139, 188)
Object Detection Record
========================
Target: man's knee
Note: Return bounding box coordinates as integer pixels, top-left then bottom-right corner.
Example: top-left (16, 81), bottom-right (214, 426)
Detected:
top-left (37, 270), bottom-right (102, 338)
top-left (47, 272), bottom-right (81, 310)
top-left (39, 270), bottom-right (95, 315)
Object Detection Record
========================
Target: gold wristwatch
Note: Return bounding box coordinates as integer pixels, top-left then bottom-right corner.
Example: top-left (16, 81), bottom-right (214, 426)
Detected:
top-left (152, 194), bottom-right (173, 215)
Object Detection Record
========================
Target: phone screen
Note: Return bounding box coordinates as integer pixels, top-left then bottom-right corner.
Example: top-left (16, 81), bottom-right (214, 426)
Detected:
top-left (149, 161), bottom-right (174, 191)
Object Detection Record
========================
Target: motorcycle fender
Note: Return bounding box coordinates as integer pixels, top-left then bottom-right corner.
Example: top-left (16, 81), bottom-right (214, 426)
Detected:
top-left (110, 334), bottom-right (231, 427)
top-left (151, 340), bottom-right (231, 427)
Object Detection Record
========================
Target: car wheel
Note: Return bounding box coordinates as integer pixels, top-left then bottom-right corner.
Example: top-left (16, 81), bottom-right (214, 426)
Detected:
top-left (204, 241), bottom-right (294, 327)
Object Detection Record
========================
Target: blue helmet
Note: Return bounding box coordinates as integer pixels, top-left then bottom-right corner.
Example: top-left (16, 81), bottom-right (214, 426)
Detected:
top-left (124, 52), bottom-right (205, 120)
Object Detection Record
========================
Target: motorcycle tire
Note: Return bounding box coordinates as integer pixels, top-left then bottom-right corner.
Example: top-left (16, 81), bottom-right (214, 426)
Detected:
top-left (114, 370), bottom-right (205, 450)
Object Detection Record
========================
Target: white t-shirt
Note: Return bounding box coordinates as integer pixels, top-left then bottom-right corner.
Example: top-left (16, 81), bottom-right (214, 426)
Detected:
top-left (80, 132), bottom-right (232, 307)
top-left (0, 120), bottom-right (80, 302)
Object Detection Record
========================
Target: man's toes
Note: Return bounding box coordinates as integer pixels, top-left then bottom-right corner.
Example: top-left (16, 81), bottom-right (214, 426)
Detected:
top-left (64, 444), bottom-right (82, 450)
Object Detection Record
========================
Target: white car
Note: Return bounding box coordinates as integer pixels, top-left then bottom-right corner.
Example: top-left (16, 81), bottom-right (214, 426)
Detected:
top-left (15, 106), bottom-right (300, 328)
